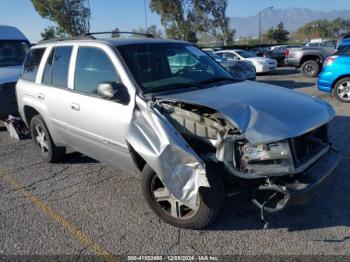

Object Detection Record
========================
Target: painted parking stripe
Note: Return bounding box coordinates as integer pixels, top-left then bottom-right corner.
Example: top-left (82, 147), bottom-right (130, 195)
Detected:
top-left (0, 171), bottom-right (117, 262)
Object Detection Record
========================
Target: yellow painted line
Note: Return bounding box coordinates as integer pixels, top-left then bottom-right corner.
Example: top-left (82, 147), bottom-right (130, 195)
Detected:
top-left (0, 171), bottom-right (117, 262)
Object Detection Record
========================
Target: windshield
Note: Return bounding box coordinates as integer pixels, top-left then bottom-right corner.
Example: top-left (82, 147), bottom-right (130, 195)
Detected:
top-left (0, 40), bottom-right (30, 67)
top-left (236, 50), bottom-right (255, 58)
top-left (117, 43), bottom-right (234, 93)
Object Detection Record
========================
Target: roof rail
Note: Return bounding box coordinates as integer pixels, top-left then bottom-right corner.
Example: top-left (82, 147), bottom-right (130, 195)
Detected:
top-left (83, 31), bottom-right (154, 39)
top-left (37, 35), bottom-right (94, 44)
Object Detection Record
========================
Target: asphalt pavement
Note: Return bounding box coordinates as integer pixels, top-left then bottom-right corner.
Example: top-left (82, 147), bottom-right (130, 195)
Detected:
top-left (1, 68), bottom-right (350, 258)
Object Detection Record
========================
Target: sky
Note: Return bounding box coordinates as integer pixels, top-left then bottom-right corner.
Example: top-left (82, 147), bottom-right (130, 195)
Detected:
top-left (0, 0), bottom-right (349, 42)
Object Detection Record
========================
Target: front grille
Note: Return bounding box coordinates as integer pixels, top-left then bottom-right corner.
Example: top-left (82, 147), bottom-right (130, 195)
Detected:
top-left (290, 124), bottom-right (329, 166)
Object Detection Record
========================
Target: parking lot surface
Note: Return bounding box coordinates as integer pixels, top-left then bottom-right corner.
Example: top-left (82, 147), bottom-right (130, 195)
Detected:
top-left (1, 67), bottom-right (350, 257)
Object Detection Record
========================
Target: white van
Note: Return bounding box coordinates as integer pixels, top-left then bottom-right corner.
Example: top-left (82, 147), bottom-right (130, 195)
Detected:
top-left (0, 25), bottom-right (30, 119)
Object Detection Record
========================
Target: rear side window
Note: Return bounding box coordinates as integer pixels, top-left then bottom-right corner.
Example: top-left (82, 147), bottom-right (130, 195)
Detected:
top-left (74, 47), bottom-right (118, 94)
top-left (42, 49), bottom-right (54, 84)
top-left (51, 46), bottom-right (72, 88)
top-left (22, 48), bottom-right (45, 82)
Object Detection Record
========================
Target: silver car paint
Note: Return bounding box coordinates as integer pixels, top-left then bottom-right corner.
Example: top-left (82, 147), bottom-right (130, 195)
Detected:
top-left (158, 81), bottom-right (335, 145)
top-left (16, 39), bottom-right (335, 209)
top-left (126, 96), bottom-right (209, 209)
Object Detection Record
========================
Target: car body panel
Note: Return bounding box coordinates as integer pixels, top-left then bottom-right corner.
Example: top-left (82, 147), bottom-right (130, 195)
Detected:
top-left (318, 55), bottom-right (350, 93)
top-left (157, 81), bottom-right (335, 145)
top-left (126, 96), bottom-right (209, 209)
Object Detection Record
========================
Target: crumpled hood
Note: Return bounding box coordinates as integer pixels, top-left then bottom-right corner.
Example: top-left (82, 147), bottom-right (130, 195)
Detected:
top-left (158, 81), bottom-right (335, 145)
top-left (0, 66), bottom-right (21, 85)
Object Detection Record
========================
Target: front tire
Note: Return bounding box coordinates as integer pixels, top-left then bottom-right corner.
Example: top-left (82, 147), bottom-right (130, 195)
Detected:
top-left (141, 164), bottom-right (224, 229)
top-left (333, 77), bottom-right (350, 102)
top-left (30, 115), bottom-right (65, 163)
top-left (301, 60), bottom-right (320, 78)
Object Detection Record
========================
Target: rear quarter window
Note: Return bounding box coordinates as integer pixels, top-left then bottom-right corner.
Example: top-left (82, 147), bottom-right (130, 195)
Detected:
top-left (22, 48), bottom-right (45, 82)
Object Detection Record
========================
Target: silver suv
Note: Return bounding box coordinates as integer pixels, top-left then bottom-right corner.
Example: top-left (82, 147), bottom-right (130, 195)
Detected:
top-left (16, 33), bottom-right (340, 229)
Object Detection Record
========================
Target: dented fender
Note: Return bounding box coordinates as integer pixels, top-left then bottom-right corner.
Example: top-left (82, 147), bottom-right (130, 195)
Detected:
top-left (126, 96), bottom-right (209, 209)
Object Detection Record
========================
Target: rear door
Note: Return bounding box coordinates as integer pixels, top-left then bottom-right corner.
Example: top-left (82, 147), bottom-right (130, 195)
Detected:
top-left (38, 45), bottom-right (75, 145)
top-left (62, 43), bottom-right (136, 171)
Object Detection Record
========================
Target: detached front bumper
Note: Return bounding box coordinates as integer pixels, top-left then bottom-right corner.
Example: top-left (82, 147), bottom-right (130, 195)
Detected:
top-left (252, 148), bottom-right (341, 212)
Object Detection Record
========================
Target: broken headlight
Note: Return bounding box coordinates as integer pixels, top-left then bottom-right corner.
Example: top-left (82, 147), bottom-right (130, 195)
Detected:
top-left (242, 141), bottom-right (291, 161)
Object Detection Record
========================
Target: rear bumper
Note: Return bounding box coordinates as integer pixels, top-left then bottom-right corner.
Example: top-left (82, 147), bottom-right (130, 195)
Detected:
top-left (252, 148), bottom-right (341, 212)
top-left (0, 92), bottom-right (18, 120)
top-left (317, 71), bottom-right (337, 93)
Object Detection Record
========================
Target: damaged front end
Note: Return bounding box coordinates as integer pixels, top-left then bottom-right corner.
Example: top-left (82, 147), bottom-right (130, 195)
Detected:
top-left (127, 91), bottom-right (340, 214)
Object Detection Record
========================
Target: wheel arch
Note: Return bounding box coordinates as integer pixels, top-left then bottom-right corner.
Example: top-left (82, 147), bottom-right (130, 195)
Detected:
top-left (301, 55), bottom-right (323, 65)
top-left (23, 105), bottom-right (40, 126)
top-left (332, 75), bottom-right (350, 90)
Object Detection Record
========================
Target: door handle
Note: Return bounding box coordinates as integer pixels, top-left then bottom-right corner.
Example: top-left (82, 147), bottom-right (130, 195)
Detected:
top-left (37, 93), bottom-right (45, 100)
top-left (70, 103), bottom-right (80, 111)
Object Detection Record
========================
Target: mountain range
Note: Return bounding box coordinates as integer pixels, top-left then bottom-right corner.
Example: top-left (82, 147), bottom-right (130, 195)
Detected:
top-left (231, 8), bottom-right (350, 38)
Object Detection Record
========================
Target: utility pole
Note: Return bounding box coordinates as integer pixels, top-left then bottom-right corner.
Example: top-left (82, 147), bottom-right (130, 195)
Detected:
top-left (258, 6), bottom-right (273, 44)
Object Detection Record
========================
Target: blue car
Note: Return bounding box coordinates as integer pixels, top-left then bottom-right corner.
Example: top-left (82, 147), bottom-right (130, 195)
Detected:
top-left (318, 46), bottom-right (350, 102)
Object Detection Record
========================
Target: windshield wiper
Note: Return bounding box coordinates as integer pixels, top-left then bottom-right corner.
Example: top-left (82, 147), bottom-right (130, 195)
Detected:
top-left (198, 77), bottom-right (235, 87)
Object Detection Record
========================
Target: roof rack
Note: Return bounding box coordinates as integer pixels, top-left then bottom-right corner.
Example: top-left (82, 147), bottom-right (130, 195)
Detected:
top-left (37, 35), bottom-right (94, 44)
top-left (36, 31), bottom-right (154, 44)
top-left (83, 31), bottom-right (154, 39)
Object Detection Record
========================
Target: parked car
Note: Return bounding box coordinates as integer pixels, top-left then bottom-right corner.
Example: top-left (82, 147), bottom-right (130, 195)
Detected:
top-left (215, 49), bottom-right (277, 73)
top-left (318, 46), bottom-right (350, 102)
top-left (263, 45), bottom-right (301, 67)
top-left (250, 46), bottom-right (271, 57)
top-left (0, 25), bottom-right (30, 120)
top-left (285, 46), bottom-right (335, 78)
top-left (205, 52), bottom-right (256, 81)
top-left (17, 35), bottom-right (340, 229)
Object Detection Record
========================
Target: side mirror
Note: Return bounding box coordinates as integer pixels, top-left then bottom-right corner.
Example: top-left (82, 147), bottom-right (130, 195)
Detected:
top-left (233, 56), bottom-right (240, 60)
top-left (97, 82), bottom-right (124, 101)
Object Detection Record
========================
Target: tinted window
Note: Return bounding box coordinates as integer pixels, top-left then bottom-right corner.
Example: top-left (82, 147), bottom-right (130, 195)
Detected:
top-left (74, 47), bottom-right (118, 94)
top-left (337, 46), bottom-right (350, 56)
top-left (0, 40), bottom-right (31, 67)
top-left (42, 49), bottom-right (54, 84)
top-left (51, 46), bottom-right (72, 88)
top-left (22, 48), bottom-right (45, 82)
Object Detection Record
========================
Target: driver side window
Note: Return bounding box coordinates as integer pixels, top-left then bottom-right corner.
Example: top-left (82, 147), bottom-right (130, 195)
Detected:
top-left (74, 47), bottom-right (119, 94)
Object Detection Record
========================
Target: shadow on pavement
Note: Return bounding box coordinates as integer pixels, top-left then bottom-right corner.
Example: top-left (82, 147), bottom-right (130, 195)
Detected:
top-left (60, 152), bottom-right (99, 164)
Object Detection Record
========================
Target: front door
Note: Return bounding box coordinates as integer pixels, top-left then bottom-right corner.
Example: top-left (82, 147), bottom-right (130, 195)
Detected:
top-left (64, 45), bottom-right (135, 172)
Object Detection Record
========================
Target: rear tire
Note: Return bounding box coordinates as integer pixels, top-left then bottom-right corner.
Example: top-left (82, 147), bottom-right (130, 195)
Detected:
top-left (333, 77), bottom-right (350, 103)
top-left (30, 115), bottom-right (65, 163)
top-left (301, 60), bottom-right (320, 78)
top-left (141, 164), bottom-right (224, 229)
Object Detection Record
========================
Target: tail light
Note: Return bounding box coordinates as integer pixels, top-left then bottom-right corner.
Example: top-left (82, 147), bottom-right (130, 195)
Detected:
top-left (324, 56), bottom-right (337, 66)
top-left (284, 49), bottom-right (289, 58)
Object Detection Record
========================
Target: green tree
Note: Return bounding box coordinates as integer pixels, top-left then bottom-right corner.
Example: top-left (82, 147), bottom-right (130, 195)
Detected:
top-left (132, 25), bottom-right (163, 38)
top-left (195, 0), bottom-right (235, 46)
top-left (41, 26), bottom-right (57, 40)
top-left (111, 27), bottom-right (120, 38)
top-left (31, 0), bottom-right (91, 38)
top-left (273, 22), bottom-right (289, 43)
top-left (149, 0), bottom-right (202, 42)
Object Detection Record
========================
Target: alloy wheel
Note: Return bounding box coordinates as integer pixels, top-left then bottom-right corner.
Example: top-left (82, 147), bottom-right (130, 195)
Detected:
top-left (150, 175), bottom-right (200, 220)
top-left (34, 125), bottom-right (49, 154)
top-left (337, 81), bottom-right (350, 101)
